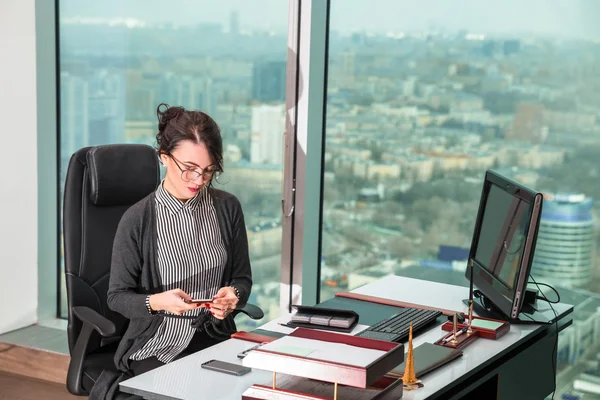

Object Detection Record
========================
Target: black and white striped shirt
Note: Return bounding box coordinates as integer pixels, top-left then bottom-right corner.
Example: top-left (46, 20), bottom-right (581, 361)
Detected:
top-left (130, 181), bottom-right (227, 363)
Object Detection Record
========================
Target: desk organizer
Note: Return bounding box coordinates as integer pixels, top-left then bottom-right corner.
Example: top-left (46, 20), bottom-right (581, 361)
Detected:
top-left (434, 329), bottom-right (480, 350)
top-left (241, 327), bottom-right (404, 400)
top-left (284, 305), bottom-right (359, 333)
top-left (435, 316), bottom-right (510, 349)
top-left (440, 316), bottom-right (510, 340)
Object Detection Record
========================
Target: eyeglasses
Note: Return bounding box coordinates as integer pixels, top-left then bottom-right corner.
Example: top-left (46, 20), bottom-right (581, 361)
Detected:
top-left (168, 154), bottom-right (218, 182)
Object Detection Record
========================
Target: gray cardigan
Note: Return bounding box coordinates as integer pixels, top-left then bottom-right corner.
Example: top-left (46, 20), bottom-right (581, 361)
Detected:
top-left (106, 187), bottom-right (252, 372)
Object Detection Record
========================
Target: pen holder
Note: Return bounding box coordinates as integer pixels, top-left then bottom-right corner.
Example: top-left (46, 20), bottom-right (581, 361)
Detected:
top-left (441, 317), bottom-right (510, 340)
top-left (434, 329), bottom-right (479, 350)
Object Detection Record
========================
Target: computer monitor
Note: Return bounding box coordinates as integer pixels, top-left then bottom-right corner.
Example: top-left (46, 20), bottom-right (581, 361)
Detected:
top-left (465, 170), bottom-right (543, 321)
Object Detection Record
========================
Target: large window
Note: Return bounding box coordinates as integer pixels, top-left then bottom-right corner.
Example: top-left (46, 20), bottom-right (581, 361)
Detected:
top-left (322, 1), bottom-right (600, 398)
top-left (58, 0), bottom-right (288, 329)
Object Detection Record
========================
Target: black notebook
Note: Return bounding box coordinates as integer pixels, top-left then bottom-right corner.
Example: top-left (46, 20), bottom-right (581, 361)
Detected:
top-left (387, 342), bottom-right (463, 379)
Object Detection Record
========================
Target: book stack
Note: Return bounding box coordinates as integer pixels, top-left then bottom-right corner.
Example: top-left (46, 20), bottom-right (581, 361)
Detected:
top-left (290, 312), bottom-right (311, 324)
top-left (243, 374), bottom-right (405, 400)
top-left (329, 316), bottom-right (354, 329)
top-left (241, 328), bottom-right (405, 400)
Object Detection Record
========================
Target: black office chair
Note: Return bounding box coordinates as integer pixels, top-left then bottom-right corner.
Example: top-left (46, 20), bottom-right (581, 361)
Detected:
top-left (63, 144), bottom-right (264, 396)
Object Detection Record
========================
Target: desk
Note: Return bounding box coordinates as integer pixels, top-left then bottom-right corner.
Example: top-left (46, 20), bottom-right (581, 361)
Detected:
top-left (120, 276), bottom-right (573, 400)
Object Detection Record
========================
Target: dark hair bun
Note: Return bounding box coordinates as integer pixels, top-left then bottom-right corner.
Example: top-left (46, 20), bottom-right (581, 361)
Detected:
top-left (156, 103), bottom-right (186, 153)
top-left (157, 103), bottom-right (185, 134)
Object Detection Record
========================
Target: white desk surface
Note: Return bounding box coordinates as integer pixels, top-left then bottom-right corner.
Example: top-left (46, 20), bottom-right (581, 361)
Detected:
top-left (120, 275), bottom-right (572, 400)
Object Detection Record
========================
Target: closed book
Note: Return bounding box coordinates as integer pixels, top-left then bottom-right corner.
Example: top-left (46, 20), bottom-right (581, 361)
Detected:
top-left (309, 315), bottom-right (333, 326)
top-left (329, 316), bottom-right (352, 329)
top-left (291, 312), bottom-right (312, 324)
top-left (243, 328), bottom-right (404, 389)
top-left (387, 342), bottom-right (462, 379)
top-left (243, 374), bottom-right (404, 400)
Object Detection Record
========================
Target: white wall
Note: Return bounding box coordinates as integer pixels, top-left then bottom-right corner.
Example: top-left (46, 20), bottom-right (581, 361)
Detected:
top-left (0, 0), bottom-right (38, 334)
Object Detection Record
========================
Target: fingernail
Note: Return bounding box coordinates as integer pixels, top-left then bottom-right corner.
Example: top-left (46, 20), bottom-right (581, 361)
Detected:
top-left (206, 304), bottom-right (211, 309)
top-left (211, 311), bottom-right (215, 315)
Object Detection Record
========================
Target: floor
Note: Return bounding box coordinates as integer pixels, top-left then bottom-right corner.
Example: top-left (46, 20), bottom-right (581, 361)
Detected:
top-left (0, 370), bottom-right (81, 400)
top-left (0, 325), bottom-right (68, 355)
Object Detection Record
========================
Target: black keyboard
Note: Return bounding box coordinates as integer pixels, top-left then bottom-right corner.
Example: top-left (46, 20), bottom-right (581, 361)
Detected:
top-left (356, 307), bottom-right (442, 343)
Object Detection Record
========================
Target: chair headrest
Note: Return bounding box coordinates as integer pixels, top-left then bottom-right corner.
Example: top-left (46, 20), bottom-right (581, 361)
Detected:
top-left (87, 144), bottom-right (159, 206)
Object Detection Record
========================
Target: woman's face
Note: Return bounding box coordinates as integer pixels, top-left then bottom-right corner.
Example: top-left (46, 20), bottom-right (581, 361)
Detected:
top-left (160, 140), bottom-right (215, 201)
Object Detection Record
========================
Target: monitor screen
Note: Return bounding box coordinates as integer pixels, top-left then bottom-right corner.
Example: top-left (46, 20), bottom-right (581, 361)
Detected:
top-left (474, 184), bottom-right (532, 291)
top-left (466, 170), bottom-right (542, 320)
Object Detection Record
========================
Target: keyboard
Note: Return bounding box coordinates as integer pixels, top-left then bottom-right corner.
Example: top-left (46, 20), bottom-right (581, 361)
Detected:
top-left (356, 307), bottom-right (442, 343)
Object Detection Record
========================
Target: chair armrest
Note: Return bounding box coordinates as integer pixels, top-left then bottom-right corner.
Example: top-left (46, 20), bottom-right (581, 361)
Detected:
top-left (235, 303), bottom-right (264, 320)
top-left (67, 306), bottom-right (117, 395)
top-left (72, 306), bottom-right (116, 336)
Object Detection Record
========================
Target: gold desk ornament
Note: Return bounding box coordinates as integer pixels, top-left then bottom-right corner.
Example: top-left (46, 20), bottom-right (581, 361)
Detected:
top-left (402, 322), bottom-right (424, 390)
top-left (467, 258), bottom-right (474, 335)
top-left (467, 299), bottom-right (474, 335)
top-left (451, 313), bottom-right (459, 345)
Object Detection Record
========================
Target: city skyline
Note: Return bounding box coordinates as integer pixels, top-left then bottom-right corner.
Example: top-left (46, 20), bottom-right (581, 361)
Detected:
top-left (56, 4), bottom-right (600, 396)
top-left (60, 0), bottom-right (600, 39)
top-left (59, 24), bottom-right (600, 289)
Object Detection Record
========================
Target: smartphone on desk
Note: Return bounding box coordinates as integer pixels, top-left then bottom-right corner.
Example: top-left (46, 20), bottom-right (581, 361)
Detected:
top-left (184, 298), bottom-right (214, 304)
top-left (201, 359), bottom-right (251, 376)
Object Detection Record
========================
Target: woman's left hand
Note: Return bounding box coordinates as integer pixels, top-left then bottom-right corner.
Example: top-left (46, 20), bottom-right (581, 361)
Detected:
top-left (210, 287), bottom-right (239, 320)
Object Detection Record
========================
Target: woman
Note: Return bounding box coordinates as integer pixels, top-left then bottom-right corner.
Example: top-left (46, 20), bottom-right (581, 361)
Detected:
top-left (106, 103), bottom-right (253, 377)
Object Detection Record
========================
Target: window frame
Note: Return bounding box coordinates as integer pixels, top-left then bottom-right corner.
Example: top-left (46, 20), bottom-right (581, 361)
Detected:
top-left (37, 0), bottom-right (60, 321)
top-left (285, 0), bottom-right (330, 308)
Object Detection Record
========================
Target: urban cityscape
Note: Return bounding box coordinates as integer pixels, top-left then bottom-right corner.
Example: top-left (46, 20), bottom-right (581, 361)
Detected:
top-left (59, 2), bottom-right (600, 398)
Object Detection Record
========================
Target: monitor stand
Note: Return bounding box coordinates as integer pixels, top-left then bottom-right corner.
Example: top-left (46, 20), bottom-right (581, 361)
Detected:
top-left (462, 291), bottom-right (554, 325)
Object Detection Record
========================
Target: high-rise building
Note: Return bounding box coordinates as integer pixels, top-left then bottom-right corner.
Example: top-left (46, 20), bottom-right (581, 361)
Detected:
top-left (402, 76), bottom-right (417, 97)
top-left (482, 40), bottom-right (499, 57)
top-left (503, 39), bottom-right (521, 56)
top-left (252, 61), bottom-right (286, 102)
top-left (89, 95), bottom-right (125, 146)
top-left (60, 72), bottom-right (89, 161)
top-left (250, 104), bottom-right (285, 165)
top-left (160, 74), bottom-right (216, 116)
top-left (88, 70), bottom-right (126, 146)
top-left (340, 51), bottom-right (356, 89)
top-left (532, 194), bottom-right (595, 288)
top-left (229, 11), bottom-right (239, 36)
top-left (506, 103), bottom-right (547, 143)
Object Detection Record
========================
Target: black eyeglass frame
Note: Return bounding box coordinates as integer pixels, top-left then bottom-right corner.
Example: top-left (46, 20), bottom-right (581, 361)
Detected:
top-left (168, 153), bottom-right (220, 183)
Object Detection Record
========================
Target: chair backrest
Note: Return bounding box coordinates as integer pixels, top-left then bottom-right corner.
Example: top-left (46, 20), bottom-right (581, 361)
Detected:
top-left (63, 144), bottom-right (159, 353)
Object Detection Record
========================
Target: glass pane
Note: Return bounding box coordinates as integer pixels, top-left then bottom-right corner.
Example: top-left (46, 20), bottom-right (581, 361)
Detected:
top-left (59, 0), bottom-right (288, 330)
top-left (323, 1), bottom-right (600, 398)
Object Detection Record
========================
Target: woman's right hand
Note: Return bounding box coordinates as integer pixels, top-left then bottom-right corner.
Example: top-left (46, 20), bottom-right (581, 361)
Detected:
top-left (148, 289), bottom-right (201, 315)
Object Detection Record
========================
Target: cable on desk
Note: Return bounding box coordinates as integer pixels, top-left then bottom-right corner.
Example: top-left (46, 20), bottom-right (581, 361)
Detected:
top-left (528, 281), bottom-right (561, 304)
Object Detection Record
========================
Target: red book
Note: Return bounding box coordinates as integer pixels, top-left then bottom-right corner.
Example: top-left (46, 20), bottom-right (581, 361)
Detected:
top-left (242, 328), bottom-right (404, 389)
top-left (242, 374), bottom-right (404, 400)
